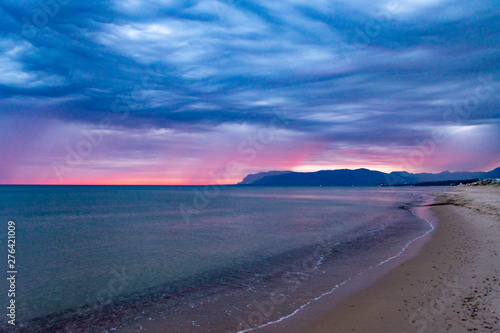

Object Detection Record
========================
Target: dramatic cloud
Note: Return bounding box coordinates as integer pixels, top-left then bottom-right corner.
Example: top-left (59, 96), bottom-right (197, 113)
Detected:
top-left (0, 0), bottom-right (499, 184)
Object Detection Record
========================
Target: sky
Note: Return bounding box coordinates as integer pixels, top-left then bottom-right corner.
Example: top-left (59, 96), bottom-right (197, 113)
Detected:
top-left (0, 0), bottom-right (499, 185)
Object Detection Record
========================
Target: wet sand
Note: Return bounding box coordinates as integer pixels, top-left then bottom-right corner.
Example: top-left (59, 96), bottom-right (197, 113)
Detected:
top-left (300, 186), bottom-right (500, 333)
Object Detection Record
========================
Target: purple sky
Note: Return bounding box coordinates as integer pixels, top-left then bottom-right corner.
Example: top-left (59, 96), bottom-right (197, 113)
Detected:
top-left (1, 0), bottom-right (499, 184)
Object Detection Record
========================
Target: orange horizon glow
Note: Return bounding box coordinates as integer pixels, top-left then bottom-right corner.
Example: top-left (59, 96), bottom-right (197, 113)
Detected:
top-left (2, 162), bottom-right (498, 186)
top-left (0, 177), bottom-right (243, 186)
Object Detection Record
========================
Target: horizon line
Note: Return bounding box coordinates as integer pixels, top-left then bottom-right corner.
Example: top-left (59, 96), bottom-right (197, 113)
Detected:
top-left (1, 165), bottom-right (497, 186)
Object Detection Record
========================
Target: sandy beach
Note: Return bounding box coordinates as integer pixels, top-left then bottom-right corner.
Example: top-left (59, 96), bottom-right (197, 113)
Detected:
top-left (301, 186), bottom-right (500, 333)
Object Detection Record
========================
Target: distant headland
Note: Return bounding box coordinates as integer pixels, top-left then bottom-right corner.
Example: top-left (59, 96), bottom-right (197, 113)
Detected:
top-left (238, 167), bottom-right (500, 186)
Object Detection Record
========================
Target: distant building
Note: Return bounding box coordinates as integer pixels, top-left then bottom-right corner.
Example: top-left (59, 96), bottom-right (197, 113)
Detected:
top-left (478, 178), bottom-right (500, 185)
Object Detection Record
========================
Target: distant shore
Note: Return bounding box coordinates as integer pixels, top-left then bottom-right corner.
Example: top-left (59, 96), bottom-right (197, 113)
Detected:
top-left (300, 186), bottom-right (500, 332)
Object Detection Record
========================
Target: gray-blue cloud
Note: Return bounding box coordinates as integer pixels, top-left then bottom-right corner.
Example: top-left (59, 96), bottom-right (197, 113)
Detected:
top-left (1, 0), bottom-right (499, 176)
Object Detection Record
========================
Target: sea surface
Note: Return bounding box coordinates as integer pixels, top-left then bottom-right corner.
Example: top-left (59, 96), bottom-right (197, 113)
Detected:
top-left (0, 185), bottom-right (444, 332)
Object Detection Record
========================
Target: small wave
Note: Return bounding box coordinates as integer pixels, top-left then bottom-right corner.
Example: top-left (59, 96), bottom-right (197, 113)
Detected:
top-left (236, 204), bottom-right (436, 333)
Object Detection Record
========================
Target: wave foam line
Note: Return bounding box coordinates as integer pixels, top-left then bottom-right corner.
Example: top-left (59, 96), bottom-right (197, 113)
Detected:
top-left (235, 198), bottom-right (436, 333)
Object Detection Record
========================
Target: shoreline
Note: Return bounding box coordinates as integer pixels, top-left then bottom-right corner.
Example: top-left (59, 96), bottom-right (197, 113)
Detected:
top-left (12, 187), bottom-right (495, 333)
top-left (300, 186), bottom-right (500, 332)
top-left (253, 193), bottom-right (439, 333)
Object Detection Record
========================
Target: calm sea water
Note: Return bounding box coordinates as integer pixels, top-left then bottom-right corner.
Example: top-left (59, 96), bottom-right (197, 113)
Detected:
top-left (0, 186), bottom-right (443, 332)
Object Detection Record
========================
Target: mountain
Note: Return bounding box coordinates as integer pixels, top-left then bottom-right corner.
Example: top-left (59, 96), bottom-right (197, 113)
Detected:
top-left (237, 171), bottom-right (292, 184)
top-left (486, 167), bottom-right (500, 178)
top-left (389, 171), bottom-right (489, 183)
top-left (238, 167), bottom-right (500, 186)
top-left (250, 169), bottom-right (388, 186)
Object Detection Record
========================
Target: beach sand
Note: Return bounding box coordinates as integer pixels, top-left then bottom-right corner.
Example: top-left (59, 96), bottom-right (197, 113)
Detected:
top-left (300, 186), bottom-right (500, 333)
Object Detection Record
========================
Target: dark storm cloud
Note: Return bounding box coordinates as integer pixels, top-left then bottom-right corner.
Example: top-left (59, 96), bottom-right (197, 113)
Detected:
top-left (1, 0), bottom-right (499, 153)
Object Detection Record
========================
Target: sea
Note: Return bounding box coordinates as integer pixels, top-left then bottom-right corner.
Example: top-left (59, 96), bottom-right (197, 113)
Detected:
top-left (0, 185), bottom-right (444, 332)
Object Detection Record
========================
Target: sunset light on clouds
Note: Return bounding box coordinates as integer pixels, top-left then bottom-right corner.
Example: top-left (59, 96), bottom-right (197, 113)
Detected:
top-left (1, 0), bottom-right (499, 184)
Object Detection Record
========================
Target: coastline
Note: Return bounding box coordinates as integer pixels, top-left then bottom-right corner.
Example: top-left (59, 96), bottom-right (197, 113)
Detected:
top-left (253, 192), bottom-right (439, 333)
top-left (300, 186), bottom-right (500, 333)
top-left (9, 186), bottom-right (499, 332)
